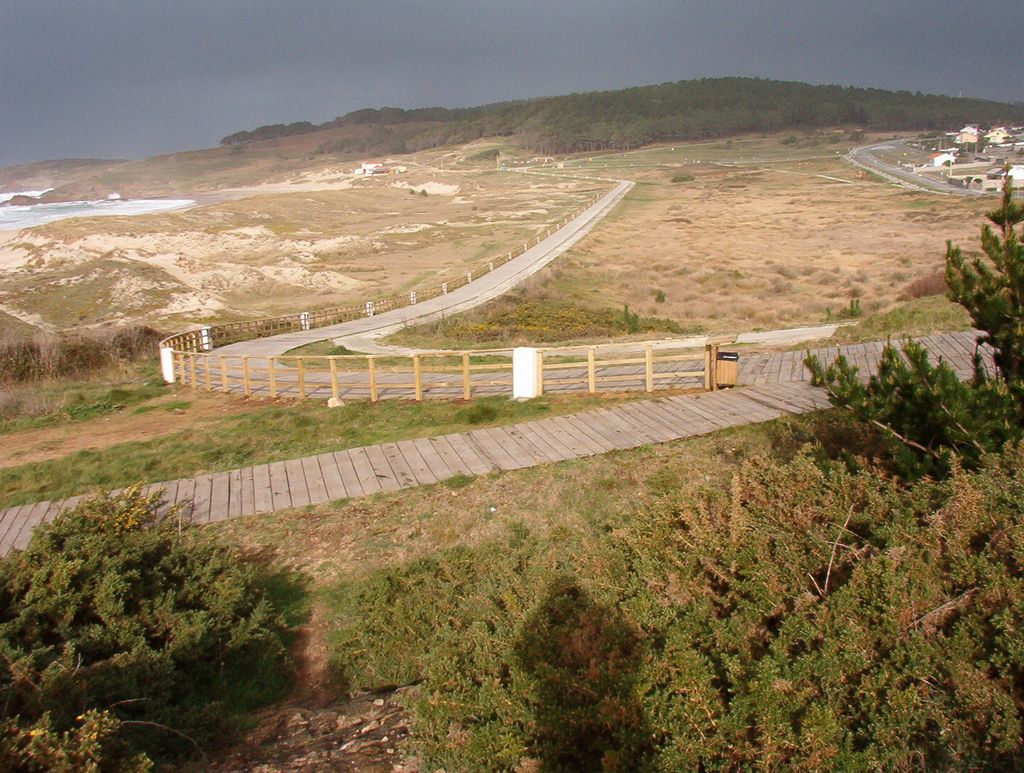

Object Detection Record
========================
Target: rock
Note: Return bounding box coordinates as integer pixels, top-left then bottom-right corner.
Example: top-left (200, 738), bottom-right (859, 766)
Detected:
top-left (2, 195), bottom-right (40, 206)
top-left (327, 397), bottom-right (345, 408)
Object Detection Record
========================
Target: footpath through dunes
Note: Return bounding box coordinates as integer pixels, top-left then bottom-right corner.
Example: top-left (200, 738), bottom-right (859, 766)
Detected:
top-left (214, 180), bottom-right (634, 357)
top-left (0, 332), bottom-right (989, 555)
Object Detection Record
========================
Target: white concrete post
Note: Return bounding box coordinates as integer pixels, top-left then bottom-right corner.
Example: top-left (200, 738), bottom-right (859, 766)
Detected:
top-left (488, 261), bottom-right (494, 272)
top-left (442, 282), bottom-right (448, 294)
top-left (523, 242), bottom-right (528, 251)
top-left (200, 326), bottom-right (212, 352)
top-left (512, 347), bottom-right (540, 399)
top-left (466, 271), bottom-right (472, 283)
top-left (300, 311), bottom-right (310, 331)
top-left (365, 301), bottom-right (374, 317)
top-left (410, 291), bottom-right (417, 304)
top-left (160, 347), bottom-right (175, 384)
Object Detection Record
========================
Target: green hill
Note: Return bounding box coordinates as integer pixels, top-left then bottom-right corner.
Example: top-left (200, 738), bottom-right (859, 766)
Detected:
top-left (221, 76), bottom-right (1024, 155)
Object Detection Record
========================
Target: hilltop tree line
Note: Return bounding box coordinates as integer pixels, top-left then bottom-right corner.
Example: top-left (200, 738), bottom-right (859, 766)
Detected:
top-left (220, 77), bottom-right (1024, 155)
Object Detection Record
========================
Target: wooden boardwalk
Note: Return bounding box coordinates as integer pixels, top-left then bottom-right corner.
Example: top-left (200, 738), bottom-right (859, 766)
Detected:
top-left (0, 332), bottom-right (989, 555)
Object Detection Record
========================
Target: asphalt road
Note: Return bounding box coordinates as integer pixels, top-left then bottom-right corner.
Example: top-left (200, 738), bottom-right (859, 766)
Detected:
top-left (844, 140), bottom-right (987, 197)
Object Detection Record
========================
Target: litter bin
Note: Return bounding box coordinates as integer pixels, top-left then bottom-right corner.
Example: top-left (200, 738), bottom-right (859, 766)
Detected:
top-left (716, 351), bottom-right (739, 387)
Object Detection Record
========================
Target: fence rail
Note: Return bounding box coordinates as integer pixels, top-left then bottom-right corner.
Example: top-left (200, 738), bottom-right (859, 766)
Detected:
top-left (171, 339), bottom-right (736, 402)
top-left (159, 190), bottom-right (608, 353)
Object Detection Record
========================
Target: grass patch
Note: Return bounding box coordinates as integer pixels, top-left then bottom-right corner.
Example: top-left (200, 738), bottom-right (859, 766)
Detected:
top-left (0, 391), bottom-right (651, 508)
top-left (834, 295), bottom-right (971, 344)
top-left (386, 288), bottom-right (684, 348)
top-left (283, 340), bottom-right (362, 358)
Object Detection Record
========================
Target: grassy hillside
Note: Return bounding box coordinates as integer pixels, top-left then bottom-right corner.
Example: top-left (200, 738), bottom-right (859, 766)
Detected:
top-left (222, 77), bottom-right (1024, 156)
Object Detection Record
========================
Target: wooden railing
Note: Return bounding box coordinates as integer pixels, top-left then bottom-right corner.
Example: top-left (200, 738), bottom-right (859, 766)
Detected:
top-left (170, 338), bottom-right (736, 402)
top-left (159, 189), bottom-right (609, 353)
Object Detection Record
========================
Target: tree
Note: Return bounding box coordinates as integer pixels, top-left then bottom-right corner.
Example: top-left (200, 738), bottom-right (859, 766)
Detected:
top-left (807, 180), bottom-right (1024, 478)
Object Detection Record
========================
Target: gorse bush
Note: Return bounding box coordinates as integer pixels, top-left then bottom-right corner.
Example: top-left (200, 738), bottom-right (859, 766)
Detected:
top-left (0, 487), bottom-right (296, 767)
top-left (327, 446), bottom-right (1024, 770)
top-left (0, 326), bottom-right (161, 385)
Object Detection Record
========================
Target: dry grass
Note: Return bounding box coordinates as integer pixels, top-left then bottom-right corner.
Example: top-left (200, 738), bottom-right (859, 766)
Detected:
top-left (518, 136), bottom-right (985, 336)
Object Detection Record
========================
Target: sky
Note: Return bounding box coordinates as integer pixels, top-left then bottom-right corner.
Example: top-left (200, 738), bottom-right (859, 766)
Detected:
top-left (2, 0), bottom-right (1022, 167)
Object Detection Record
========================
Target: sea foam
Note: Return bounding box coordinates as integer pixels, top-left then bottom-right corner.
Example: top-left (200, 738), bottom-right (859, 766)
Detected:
top-left (0, 196), bottom-right (195, 231)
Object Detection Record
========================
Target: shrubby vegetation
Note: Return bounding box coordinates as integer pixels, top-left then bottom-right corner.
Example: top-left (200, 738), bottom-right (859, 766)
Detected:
top-left (221, 77), bottom-right (1024, 156)
top-left (0, 487), bottom-right (297, 768)
top-left (327, 445), bottom-right (1024, 770)
top-left (0, 325), bottom-right (161, 385)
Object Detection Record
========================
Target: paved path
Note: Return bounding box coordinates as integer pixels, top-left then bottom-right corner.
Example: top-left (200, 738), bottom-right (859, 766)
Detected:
top-left (216, 180), bottom-right (634, 357)
top-left (0, 332), bottom-right (987, 555)
top-left (845, 140), bottom-right (987, 197)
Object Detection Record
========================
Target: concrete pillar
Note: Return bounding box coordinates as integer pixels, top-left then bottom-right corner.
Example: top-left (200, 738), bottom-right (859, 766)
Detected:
top-left (410, 291), bottom-right (417, 304)
top-left (512, 347), bottom-right (539, 399)
top-left (466, 271), bottom-right (472, 284)
top-left (365, 301), bottom-right (374, 317)
top-left (442, 282), bottom-right (448, 294)
top-left (160, 347), bottom-right (175, 384)
top-left (488, 261), bottom-right (494, 272)
top-left (200, 326), bottom-right (212, 352)
top-left (300, 311), bottom-right (310, 331)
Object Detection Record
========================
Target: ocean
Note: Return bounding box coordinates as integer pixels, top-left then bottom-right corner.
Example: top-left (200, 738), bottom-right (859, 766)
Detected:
top-left (0, 190), bottom-right (195, 231)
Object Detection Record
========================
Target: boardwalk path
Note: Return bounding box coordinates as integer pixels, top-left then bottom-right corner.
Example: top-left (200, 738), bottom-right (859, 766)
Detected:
top-left (0, 332), bottom-right (985, 554)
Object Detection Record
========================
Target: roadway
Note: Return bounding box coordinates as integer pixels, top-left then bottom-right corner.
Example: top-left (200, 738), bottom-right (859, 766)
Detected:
top-left (844, 140), bottom-right (987, 197)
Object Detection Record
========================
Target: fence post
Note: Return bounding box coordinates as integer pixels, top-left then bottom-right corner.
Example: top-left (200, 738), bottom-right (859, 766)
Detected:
top-left (711, 344), bottom-right (720, 391)
top-left (466, 271), bottom-right (472, 284)
top-left (587, 347), bottom-right (596, 393)
top-left (488, 261), bottom-right (494, 272)
top-left (330, 358), bottom-right (340, 401)
top-left (268, 357), bottom-right (277, 398)
top-left (704, 345), bottom-right (712, 391)
top-left (645, 346), bottom-right (654, 393)
top-left (512, 347), bottom-right (540, 399)
top-left (410, 291), bottom-right (417, 304)
top-left (297, 359), bottom-right (306, 399)
top-left (413, 355), bottom-right (422, 401)
top-left (367, 356), bottom-right (378, 401)
top-left (200, 326), bottom-right (212, 352)
top-left (242, 357), bottom-right (251, 396)
top-left (160, 347), bottom-right (175, 384)
top-left (462, 353), bottom-right (471, 400)
top-left (220, 355), bottom-right (229, 392)
top-left (188, 353), bottom-right (197, 390)
top-left (300, 311), bottom-right (310, 331)
top-left (442, 282), bottom-right (448, 295)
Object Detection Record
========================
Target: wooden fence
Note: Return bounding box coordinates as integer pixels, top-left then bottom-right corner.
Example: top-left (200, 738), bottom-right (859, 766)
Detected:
top-left (171, 339), bottom-right (735, 402)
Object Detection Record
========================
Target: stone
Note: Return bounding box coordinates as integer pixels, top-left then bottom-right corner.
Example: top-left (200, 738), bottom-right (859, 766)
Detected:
top-left (327, 397), bottom-right (345, 408)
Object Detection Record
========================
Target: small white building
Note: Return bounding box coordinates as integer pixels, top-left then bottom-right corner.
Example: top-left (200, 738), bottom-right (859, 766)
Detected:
top-left (353, 161), bottom-right (388, 176)
top-left (1008, 165), bottom-right (1024, 183)
top-left (930, 151), bottom-right (957, 167)
top-left (956, 124), bottom-right (980, 145)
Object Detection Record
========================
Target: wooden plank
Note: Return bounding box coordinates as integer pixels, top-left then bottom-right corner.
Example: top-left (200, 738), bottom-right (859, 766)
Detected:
top-left (721, 391), bottom-right (789, 421)
top-left (0, 504), bottom-right (32, 554)
top-left (534, 416), bottom-right (596, 457)
top-left (174, 478), bottom-right (196, 522)
top-left (573, 413), bottom-right (636, 450)
top-left (465, 429), bottom-right (525, 470)
top-left (285, 458), bottom-right (311, 508)
top-left (315, 453), bottom-right (349, 500)
top-left (191, 475), bottom-right (214, 524)
top-left (477, 427), bottom-right (536, 467)
top-left (301, 456), bottom-right (331, 504)
top-left (347, 448), bottom-right (384, 494)
top-left (41, 499), bottom-right (64, 524)
top-left (253, 464), bottom-right (274, 514)
top-left (617, 403), bottom-right (684, 442)
top-left (364, 445), bottom-right (401, 492)
top-left (411, 437), bottom-right (455, 481)
top-left (268, 462), bottom-right (292, 511)
top-left (208, 472), bottom-right (231, 523)
top-left (332, 451), bottom-right (367, 497)
top-left (12, 500), bottom-right (53, 549)
top-left (426, 435), bottom-right (477, 476)
top-left (651, 398), bottom-right (724, 433)
top-left (600, 408), bottom-right (663, 446)
top-left (380, 443), bottom-right (420, 487)
top-left (513, 420), bottom-right (577, 462)
top-left (441, 433), bottom-right (497, 474)
top-left (0, 505), bottom-right (22, 546)
top-left (546, 416), bottom-right (611, 455)
top-left (505, 423), bottom-right (564, 464)
top-left (238, 467), bottom-right (256, 516)
top-left (565, 413), bottom-right (628, 451)
top-left (225, 469), bottom-right (243, 519)
top-left (393, 440), bottom-right (439, 484)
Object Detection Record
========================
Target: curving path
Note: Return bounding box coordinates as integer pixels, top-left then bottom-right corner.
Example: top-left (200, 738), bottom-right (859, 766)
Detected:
top-left (845, 140), bottom-right (987, 197)
top-left (216, 180), bottom-right (634, 357)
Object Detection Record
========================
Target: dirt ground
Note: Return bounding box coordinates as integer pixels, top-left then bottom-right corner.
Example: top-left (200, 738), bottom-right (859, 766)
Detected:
top-left (0, 391), bottom-right (255, 467)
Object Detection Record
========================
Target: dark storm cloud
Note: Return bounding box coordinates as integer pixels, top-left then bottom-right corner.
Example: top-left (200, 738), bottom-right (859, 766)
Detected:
top-left (2, 0), bottom-right (1021, 166)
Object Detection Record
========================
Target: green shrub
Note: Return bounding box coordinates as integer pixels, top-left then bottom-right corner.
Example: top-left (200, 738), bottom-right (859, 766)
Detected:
top-left (670, 174), bottom-right (693, 183)
top-left (0, 487), bottom-right (297, 766)
top-left (326, 447), bottom-right (1024, 770)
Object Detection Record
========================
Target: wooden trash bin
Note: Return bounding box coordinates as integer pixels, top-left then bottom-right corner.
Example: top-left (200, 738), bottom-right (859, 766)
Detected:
top-left (716, 351), bottom-right (739, 387)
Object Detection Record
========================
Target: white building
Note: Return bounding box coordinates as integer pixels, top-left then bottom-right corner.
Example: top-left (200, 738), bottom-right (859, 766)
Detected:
top-left (930, 151), bottom-right (957, 167)
top-left (956, 124), bottom-right (980, 145)
top-left (353, 161), bottom-right (388, 176)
